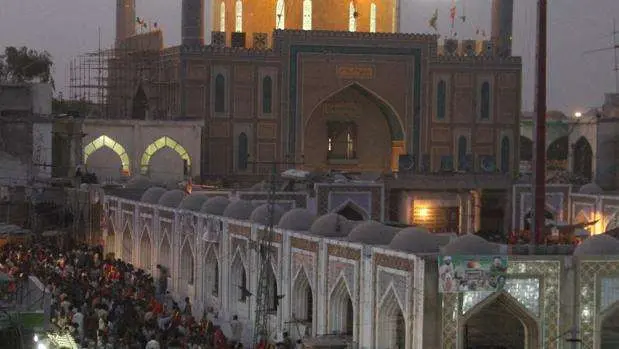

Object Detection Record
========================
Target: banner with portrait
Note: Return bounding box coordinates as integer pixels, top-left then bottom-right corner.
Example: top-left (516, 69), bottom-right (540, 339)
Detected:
top-left (438, 255), bottom-right (508, 293)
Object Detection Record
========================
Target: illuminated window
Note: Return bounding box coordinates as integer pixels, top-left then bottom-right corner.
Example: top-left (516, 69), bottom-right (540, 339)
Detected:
top-left (140, 136), bottom-right (191, 175)
top-left (275, 0), bottom-right (285, 29)
top-left (262, 76), bottom-right (273, 114)
top-left (215, 74), bottom-right (226, 112)
top-left (219, 2), bottom-right (226, 32)
top-left (302, 0), bottom-right (312, 30)
top-left (83, 135), bottom-right (130, 174)
top-left (436, 80), bottom-right (446, 120)
top-left (327, 121), bottom-right (357, 160)
top-left (235, 0), bottom-right (243, 32)
top-left (348, 1), bottom-right (357, 32)
top-left (501, 136), bottom-right (510, 173)
top-left (480, 81), bottom-right (491, 120)
top-left (370, 2), bottom-right (377, 32)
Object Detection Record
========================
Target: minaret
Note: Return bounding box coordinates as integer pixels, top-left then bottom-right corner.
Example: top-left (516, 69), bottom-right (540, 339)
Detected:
top-left (182, 0), bottom-right (205, 46)
top-left (491, 0), bottom-right (514, 57)
top-left (116, 0), bottom-right (136, 47)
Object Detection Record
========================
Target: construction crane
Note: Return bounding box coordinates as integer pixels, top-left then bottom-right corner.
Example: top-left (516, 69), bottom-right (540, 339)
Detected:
top-left (584, 19), bottom-right (619, 93)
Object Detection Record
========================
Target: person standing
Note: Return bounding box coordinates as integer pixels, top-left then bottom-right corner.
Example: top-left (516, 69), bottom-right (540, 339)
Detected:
top-left (156, 265), bottom-right (168, 299)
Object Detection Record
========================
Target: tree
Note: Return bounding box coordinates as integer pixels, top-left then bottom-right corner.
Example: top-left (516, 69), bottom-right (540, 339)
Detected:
top-left (0, 46), bottom-right (54, 88)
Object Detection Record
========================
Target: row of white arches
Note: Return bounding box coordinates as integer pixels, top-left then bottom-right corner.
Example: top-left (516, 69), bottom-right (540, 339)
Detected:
top-left (112, 220), bottom-right (407, 348)
top-left (83, 135), bottom-right (191, 176)
top-left (220, 0), bottom-right (379, 33)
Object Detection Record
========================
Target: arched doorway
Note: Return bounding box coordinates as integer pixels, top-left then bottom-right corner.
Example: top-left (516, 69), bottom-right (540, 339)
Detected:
top-left (264, 263), bottom-right (278, 313)
top-left (292, 268), bottom-right (313, 326)
top-left (105, 214), bottom-right (116, 255)
top-left (83, 135), bottom-right (131, 178)
top-left (140, 228), bottom-right (152, 272)
top-left (204, 246), bottom-right (219, 297)
top-left (329, 278), bottom-right (354, 336)
top-left (304, 83), bottom-right (404, 173)
top-left (230, 252), bottom-right (248, 314)
top-left (180, 240), bottom-right (195, 296)
top-left (462, 292), bottom-right (539, 349)
top-left (547, 136), bottom-right (568, 162)
top-left (159, 235), bottom-right (171, 270)
top-left (336, 201), bottom-right (366, 221)
top-left (601, 302), bottom-right (619, 348)
top-left (376, 289), bottom-right (406, 349)
top-left (132, 85), bottom-right (148, 120)
top-left (122, 224), bottom-right (133, 263)
top-left (573, 137), bottom-right (593, 181)
top-left (140, 136), bottom-right (191, 181)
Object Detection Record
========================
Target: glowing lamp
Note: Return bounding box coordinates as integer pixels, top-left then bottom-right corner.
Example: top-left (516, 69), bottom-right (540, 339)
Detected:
top-left (418, 207), bottom-right (429, 218)
top-left (574, 112), bottom-right (582, 118)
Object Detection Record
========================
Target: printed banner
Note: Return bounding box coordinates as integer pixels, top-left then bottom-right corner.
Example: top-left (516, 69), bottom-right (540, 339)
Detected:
top-left (438, 255), bottom-right (508, 293)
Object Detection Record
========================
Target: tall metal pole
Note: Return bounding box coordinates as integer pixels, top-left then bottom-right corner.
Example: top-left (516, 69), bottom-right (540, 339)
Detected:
top-left (531, 0), bottom-right (548, 254)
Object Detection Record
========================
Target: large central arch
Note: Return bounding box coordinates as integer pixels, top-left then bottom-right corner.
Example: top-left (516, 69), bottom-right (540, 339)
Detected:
top-left (83, 135), bottom-right (130, 174)
top-left (140, 136), bottom-right (191, 175)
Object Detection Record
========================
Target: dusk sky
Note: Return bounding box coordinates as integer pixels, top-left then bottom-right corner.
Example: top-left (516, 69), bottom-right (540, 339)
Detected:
top-left (1, 0), bottom-right (618, 114)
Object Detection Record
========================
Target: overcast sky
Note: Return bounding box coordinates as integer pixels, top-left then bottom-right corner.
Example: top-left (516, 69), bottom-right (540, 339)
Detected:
top-left (1, 0), bottom-right (618, 114)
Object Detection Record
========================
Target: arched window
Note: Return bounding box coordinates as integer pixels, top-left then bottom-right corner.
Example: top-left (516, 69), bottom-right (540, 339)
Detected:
top-left (235, 0), bottom-right (243, 32)
top-left (262, 76), bottom-right (273, 114)
top-left (457, 136), bottom-right (467, 170)
top-left (501, 136), bottom-right (510, 173)
top-left (348, 1), bottom-right (357, 32)
top-left (219, 2), bottom-right (226, 32)
top-left (370, 3), bottom-right (377, 33)
top-left (214, 74), bottom-right (226, 113)
top-left (302, 0), bottom-right (312, 30)
top-left (238, 132), bottom-right (248, 170)
top-left (436, 80), bottom-right (446, 120)
top-left (275, 0), bottom-right (285, 29)
top-left (480, 81), bottom-right (491, 120)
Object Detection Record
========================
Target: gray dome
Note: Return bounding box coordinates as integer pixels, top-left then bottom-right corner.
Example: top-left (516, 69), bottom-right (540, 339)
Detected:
top-left (579, 182), bottom-right (603, 195)
top-left (347, 221), bottom-right (397, 245)
top-left (200, 196), bottom-right (230, 215)
top-left (125, 176), bottom-right (155, 189)
top-left (223, 200), bottom-right (255, 220)
top-left (178, 193), bottom-right (210, 211)
top-left (389, 227), bottom-right (440, 253)
top-left (574, 234), bottom-right (619, 256)
top-left (278, 208), bottom-right (316, 231)
top-left (140, 187), bottom-right (167, 204)
top-left (157, 189), bottom-right (186, 208)
top-left (310, 213), bottom-right (355, 238)
top-left (442, 234), bottom-right (500, 255)
top-left (250, 204), bottom-right (285, 225)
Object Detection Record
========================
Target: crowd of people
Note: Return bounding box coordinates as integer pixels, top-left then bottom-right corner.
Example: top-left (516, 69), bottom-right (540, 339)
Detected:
top-left (0, 241), bottom-right (249, 349)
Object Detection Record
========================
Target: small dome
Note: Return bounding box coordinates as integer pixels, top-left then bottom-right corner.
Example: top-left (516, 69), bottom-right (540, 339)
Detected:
top-left (389, 227), bottom-right (440, 253)
top-left (200, 196), bottom-right (230, 215)
top-left (310, 213), bottom-right (354, 238)
top-left (278, 208), bottom-right (316, 231)
top-left (250, 204), bottom-right (285, 225)
top-left (157, 189), bottom-right (187, 208)
top-left (178, 193), bottom-right (210, 211)
top-left (347, 221), bottom-right (397, 245)
top-left (140, 187), bottom-right (167, 204)
top-left (442, 234), bottom-right (500, 255)
top-left (579, 182), bottom-right (603, 195)
top-left (223, 200), bottom-right (255, 220)
top-left (574, 234), bottom-right (619, 256)
top-left (125, 176), bottom-right (155, 189)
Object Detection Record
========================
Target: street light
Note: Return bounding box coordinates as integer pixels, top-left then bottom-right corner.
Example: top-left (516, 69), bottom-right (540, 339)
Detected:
top-left (574, 112), bottom-right (582, 118)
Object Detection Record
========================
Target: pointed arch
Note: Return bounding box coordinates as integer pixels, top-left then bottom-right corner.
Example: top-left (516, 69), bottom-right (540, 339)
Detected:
top-left (520, 136), bottom-right (533, 162)
top-left (83, 135), bottom-right (130, 173)
top-left (132, 84), bottom-right (148, 120)
top-left (599, 300), bottom-right (619, 347)
top-left (204, 245), bottom-right (220, 297)
top-left (348, 1), bottom-right (357, 32)
top-left (264, 262), bottom-right (279, 312)
top-left (231, 251), bottom-right (248, 303)
top-left (334, 200), bottom-right (368, 221)
top-left (302, 0), bottom-right (312, 30)
top-left (159, 234), bottom-right (171, 269)
top-left (329, 276), bottom-right (354, 335)
top-left (140, 136), bottom-right (191, 175)
top-left (139, 226), bottom-right (152, 271)
top-left (460, 291), bottom-right (540, 349)
top-left (376, 286), bottom-right (406, 349)
top-left (573, 136), bottom-right (593, 181)
top-left (457, 135), bottom-right (468, 170)
top-left (275, 0), bottom-right (285, 29)
top-left (305, 82), bottom-right (404, 141)
top-left (181, 239), bottom-right (195, 285)
top-left (235, 0), bottom-right (243, 32)
top-left (292, 267), bottom-right (313, 322)
top-left (219, 1), bottom-right (226, 32)
top-left (369, 2), bottom-right (377, 33)
top-left (105, 214), bottom-right (116, 255)
top-left (547, 135), bottom-right (568, 161)
top-left (122, 224), bottom-right (133, 263)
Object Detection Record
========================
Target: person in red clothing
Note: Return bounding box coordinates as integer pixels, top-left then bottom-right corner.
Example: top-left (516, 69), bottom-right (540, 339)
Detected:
top-left (214, 326), bottom-right (226, 349)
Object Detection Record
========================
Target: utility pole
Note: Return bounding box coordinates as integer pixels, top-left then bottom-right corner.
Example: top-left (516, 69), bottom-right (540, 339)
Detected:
top-left (583, 19), bottom-right (619, 93)
top-left (531, 0), bottom-right (548, 254)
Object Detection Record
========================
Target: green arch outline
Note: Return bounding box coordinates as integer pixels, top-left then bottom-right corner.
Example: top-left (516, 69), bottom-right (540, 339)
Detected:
top-left (83, 135), bottom-right (130, 172)
top-left (140, 136), bottom-right (191, 175)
